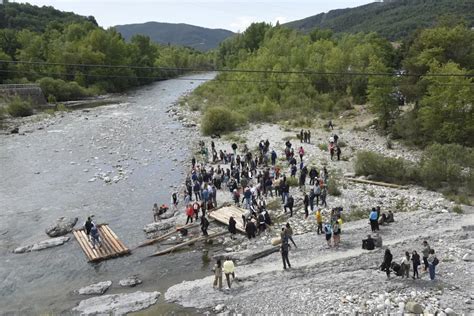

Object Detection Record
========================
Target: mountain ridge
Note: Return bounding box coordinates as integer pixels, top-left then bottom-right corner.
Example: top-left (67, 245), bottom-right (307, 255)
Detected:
top-left (284, 0), bottom-right (474, 40)
top-left (114, 21), bottom-right (234, 51)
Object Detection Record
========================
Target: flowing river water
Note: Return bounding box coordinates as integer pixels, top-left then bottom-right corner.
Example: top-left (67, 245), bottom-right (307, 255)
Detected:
top-left (0, 73), bottom-right (216, 314)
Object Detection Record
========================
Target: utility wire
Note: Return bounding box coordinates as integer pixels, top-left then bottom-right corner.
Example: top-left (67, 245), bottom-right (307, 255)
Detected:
top-left (0, 69), bottom-right (472, 87)
top-left (0, 59), bottom-right (473, 78)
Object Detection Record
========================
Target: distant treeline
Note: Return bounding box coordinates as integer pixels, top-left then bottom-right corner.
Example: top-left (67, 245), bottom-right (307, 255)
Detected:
top-left (0, 3), bottom-right (215, 102)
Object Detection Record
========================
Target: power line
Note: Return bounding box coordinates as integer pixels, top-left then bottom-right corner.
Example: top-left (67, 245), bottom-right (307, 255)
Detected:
top-left (0, 69), bottom-right (472, 87)
top-left (0, 59), bottom-right (473, 78)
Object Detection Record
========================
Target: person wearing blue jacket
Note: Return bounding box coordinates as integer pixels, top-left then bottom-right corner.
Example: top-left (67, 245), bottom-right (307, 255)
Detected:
top-left (369, 208), bottom-right (378, 232)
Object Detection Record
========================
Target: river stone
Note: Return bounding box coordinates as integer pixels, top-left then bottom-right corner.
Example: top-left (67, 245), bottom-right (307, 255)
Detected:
top-left (45, 217), bottom-right (78, 237)
top-left (405, 301), bottom-right (423, 314)
top-left (14, 236), bottom-right (70, 253)
top-left (119, 276), bottom-right (142, 287)
top-left (72, 291), bottom-right (160, 315)
top-left (445, 308), bottom-right (457, 315)
top-left (143, 221), bottom-right (174, 233)
top-left (462, 253), bottom-right (473, 262)
top-left (77, 281), bottom-right (112, 295)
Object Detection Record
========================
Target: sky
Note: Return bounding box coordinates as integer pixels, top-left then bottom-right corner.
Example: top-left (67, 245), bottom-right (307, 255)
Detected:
top-left (16, 0), bottom-right (376, 32)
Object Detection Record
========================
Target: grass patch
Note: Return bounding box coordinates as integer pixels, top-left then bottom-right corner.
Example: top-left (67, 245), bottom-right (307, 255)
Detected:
top-left (267, 199), bottom-right (281, 211)
top-left (327, 178), bottom-right (342, 196)
top-left (286, 177), bottom-right (299, 187)
top-left (337, 140), bottom-right (347, 148)
top-left (6, 97), bottom-right (33, 117)
top-left (445, 194), bottom-right (471, 206)
top-left (223, 133), bottom-right (247, 144)
top-left (452, 205), bottom-right (463, 214)
top-left (394, 197), bottom-right (409, 213)
top-left (344, 207), bottom-right (368, 222)
top-left (318, 143), bottom-right (328, 151)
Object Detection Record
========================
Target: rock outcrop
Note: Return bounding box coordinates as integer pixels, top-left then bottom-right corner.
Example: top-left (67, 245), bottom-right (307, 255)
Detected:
top-left (13, 236), bottom-right (70, 253)
top-left (72, 291), bottom-right (160, 315)
top-left (45, 217), bottom-right (78, 237)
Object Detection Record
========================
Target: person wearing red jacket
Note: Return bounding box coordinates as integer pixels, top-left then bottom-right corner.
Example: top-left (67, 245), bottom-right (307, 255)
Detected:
top-left (185, 204), bottom-right (194, 224)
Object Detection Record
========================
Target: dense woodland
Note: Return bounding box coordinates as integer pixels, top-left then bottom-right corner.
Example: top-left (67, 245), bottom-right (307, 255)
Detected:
top-left (285, 0), bottom-right (474, 41)
top-left (0, 3), bottom-right (214, 102)
top-left (192, 22), bottom-right (473, 149)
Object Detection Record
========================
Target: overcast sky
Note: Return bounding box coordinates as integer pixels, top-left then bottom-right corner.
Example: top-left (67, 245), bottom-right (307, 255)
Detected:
top-left (17, 0), bottom-right (376, 32)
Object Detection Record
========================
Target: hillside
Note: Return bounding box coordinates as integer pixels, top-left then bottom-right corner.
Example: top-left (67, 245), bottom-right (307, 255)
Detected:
top-left (0, 2), bottom-right (97, 32)
top-left (284, 0), bottom-right (474, 40)
top-left (114, 22), bottom-right (234, 51)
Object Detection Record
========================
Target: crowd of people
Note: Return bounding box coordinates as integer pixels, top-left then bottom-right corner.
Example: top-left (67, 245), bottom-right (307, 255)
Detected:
top-left (381, 241), bottom-right (439, 281)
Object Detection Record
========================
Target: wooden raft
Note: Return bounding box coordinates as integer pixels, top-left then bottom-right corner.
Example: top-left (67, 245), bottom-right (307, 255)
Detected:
top-left (345, 177), bottom-right (407, 189)
top-left (73, 224), bottom-right (130, 262)
top-left (208, 205), bottom-right (246, 233)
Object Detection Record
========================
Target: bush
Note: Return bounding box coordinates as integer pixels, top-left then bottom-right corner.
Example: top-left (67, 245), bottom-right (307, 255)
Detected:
top-left (327, 178), bottom-right (342, 196)
top-left (345, 208), bottom-right (368, 222)
top-left (452, 205), bottom-right (463, 214)
top-left (37, 77), bottom-right (92, 101)
top-left (419, 143), bottom-right (473, 192)
top-left (318, 143), bottom-right (328, 151)
top-left (354, 151), bottom-right (419, 185)
top-left (201, 106), bottom-right (245, 135)
top-left (286, 177), bottom-right (299, 187)
top-left (7, 97), bottom-right (33, 117)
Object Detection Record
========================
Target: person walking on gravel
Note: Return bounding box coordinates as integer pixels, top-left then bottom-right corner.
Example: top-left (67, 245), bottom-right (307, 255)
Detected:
top-left (411, 250), bottom-right (421, 279)
top-left (381, 249), bottom-right (393, 279)
top-left (280, 235), bottom-right (291, 270)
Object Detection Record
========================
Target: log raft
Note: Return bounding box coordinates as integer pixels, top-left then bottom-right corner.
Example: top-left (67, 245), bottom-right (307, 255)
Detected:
top-left (73, 224), bottom-right (130, 262)
top-left (150, 230), bottom-right (229, 257)
top-left (208, 205), bottom-right (246, 233)
top-left (345, 177), bottom-right (407, 189)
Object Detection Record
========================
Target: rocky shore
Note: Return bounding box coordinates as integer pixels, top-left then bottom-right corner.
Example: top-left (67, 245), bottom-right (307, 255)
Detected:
top-left (160, 101), bottom-right (474, 315)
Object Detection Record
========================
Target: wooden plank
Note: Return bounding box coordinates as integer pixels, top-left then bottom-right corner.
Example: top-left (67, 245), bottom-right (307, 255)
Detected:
top-left (100, 226), bottom-right (121, 253)
top-left (73, 231), bottom-right (94, 261)
top-left (345, 177), bottom-right (407, 189)
top-left (78, 230), bottom-right (98, 261)
top-left (208, 205), bottom-right (246, 233)
top-left (103, 225), bottom-right (129, 253)
top-left (150, 230), bottom-right (229, 257)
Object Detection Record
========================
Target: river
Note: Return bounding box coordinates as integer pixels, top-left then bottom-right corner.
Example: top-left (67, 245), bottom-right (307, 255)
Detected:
top-left (0, 73), bottom-right (215, 314)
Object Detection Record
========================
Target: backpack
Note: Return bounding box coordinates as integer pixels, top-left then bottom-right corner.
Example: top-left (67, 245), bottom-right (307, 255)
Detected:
top-left (433, 257), bottom-right (439, 266)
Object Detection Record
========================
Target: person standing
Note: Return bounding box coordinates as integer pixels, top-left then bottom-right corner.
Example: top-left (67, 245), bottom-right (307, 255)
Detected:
top-left (298, 146), bottom-right (305, 163)
top-left (427, 249), bottom-right (438, 281)
top-left (200, 215), bottom-right (209, 236)
top-left (382, 249), bottom-right (393, 279)
top-left (324, 222), bottom-right (332, 248)
top-left (369, 208), bottom-right (378, 233)
top-left (320, 186), bottom-right (327, 208)
top-left (422, 241), bottom-right (431, 272)
top-left (213, 259), bottom-right (223, 290)
top-left (303, 192), bottom-right (309, 219)
top-left (90, 225), bottom-right (101, 250)
top-left (84, 216), bottom-right (94, 241)
top-left (280, 238), bottom-right (291, 270)
top-left (228, 216), bottom-right (237, 235)
top-left (223, 258), bottom-right (236, 289)
top-left (316, 209), bottom-right (323, 235)
top-left (336, 146), bottom-right (341, 161)
top-left (400, 251), bottom-right (411, 278)
top-left (284, 194), bottom-right (294, 217)
top-left (332, 221), bottom-right (341, 247)
top-left (185, 204), bottom-right (194, 224)
top-left (171, 192), bottom-right (179, 211)
top-left (411, 250), bottom-right (421, 279)
top-left (245, 219), bottom-right (257, 239)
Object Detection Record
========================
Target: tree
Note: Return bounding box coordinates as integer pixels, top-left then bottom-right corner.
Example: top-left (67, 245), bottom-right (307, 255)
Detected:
top-left (367, 57), bottom-right (399, 130)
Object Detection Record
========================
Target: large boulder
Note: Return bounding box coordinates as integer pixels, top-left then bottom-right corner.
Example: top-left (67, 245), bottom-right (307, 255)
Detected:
top-left (13, 236), bottom-right (70, 253)
top-left (72, 291), bottom-right (160, 315)
top-left (462, 253), bottom-right (473, 262)
top-left (77, 281), bottom-right (112, 295)
top-left (405, 301), bottom-right (424, 314)
top-left (45, 217), bottom-right (78, 237)
top-left (143, 220), bottom-right (174, 233)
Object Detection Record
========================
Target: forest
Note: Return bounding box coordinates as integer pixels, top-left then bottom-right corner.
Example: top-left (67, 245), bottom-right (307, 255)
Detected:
top-left (0, 3), bottom-right (214, 103)
top-left (189, 22), bottom-right (473, 149)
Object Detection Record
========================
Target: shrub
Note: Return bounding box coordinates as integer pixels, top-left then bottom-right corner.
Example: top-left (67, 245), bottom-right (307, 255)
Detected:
top-left (201, 106), bottom-right (245, 135)
top-left (37, 77), bottom-right (91, 101)
top-left (318, 143), bottom-right (328, 151)
top-left (7, 97), bottom-right (33, 117)
top-left (345, 208), bottom-right (368, 222)
top-left (286, 177), bottom-right (299, 187)
top-left (452, 205), bottom-right (463, 214)
top-left (327, 178), bottom-right (342, 196)
top-left (354, 151), bottom-right (419, 185)
top-left (419, 143), bottom-right (472, 192)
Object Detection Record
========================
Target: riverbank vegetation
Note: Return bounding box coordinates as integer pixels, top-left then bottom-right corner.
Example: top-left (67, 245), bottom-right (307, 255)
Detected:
top-left (0, 2), bottom-right (214, 107)
top-left (189, 22), bottom-right (472, 149)
top-left (355, 145), bottom-right (474, 202)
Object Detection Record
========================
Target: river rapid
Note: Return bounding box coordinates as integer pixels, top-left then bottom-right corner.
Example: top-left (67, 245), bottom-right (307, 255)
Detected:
top-left (0, 73), bottom-right (215, 314)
